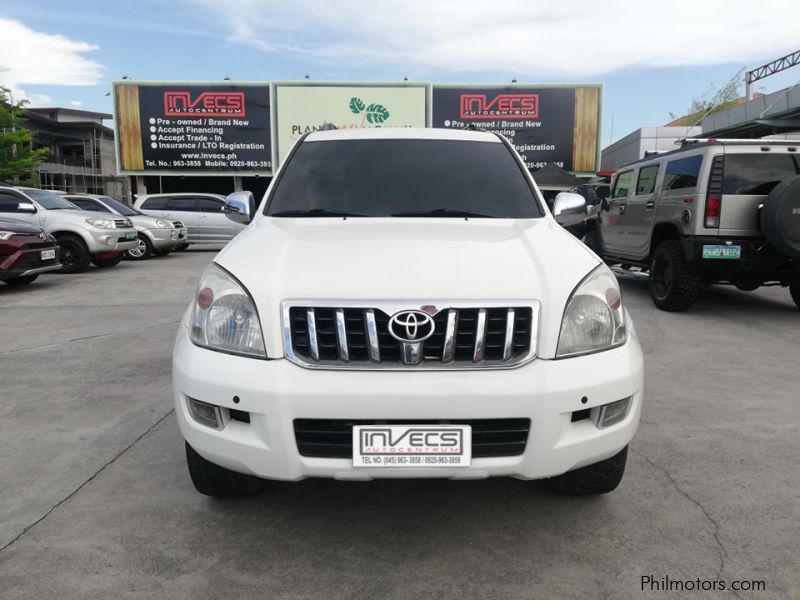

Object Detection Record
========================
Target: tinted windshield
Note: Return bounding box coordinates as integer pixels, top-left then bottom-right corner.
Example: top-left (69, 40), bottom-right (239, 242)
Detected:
top-left (100, 196), bottom-right (139, 216)
top-left (723, 154), bottom-right (799, 195)
top-left (267, 139), bottom-right (543, 218)
top-left (24, 189), bottom-right (79, 210)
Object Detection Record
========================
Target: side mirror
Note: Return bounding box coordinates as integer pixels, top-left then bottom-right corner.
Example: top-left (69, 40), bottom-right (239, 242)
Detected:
top-left (224, 191), bottom-right (256, 225)
top-left (18, 202), bottom-right (37, 213)
top-left (553, 192), bottom-right (587, 227)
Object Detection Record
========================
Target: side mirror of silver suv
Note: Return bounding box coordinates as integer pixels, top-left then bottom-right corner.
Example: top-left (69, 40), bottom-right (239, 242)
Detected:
top-left (553, 192), bottom-right (587, 227)
top-left (224, 191), bottom-right (256, 225)
top-left (18, 202), bottom-right (37, 213)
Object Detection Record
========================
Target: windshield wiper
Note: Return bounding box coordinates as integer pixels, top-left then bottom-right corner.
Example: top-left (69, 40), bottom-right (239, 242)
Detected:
top-left (269, 208), bottom-right (368, 218)
top-left (390, 208), bottom-right (495, 218)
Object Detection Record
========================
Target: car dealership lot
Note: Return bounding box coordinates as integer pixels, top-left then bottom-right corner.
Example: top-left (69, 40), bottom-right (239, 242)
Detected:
top-left (0, 251), bottom-right (798, 599)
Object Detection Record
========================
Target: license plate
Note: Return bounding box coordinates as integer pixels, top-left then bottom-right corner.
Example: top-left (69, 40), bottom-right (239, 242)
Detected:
top-left (180, 228), bottom-right (188, 237)
top-left (41, 249), bottom-right (56, 260)
top-left (352, 425), bottom-right (471, 467)
top-left (702, 244), bottom-right (741, 259)
top-left (125, 230), bottom-right (136, 240)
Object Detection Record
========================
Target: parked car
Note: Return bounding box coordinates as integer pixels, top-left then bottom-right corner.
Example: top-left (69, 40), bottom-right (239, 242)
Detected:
top-left (134, 193), bottom-right (246, 249)
top-left (585, 139), bottom-right (800, 311)
top-left (65, 194), bottom-right (187, 260)
top-left (0, 186), bottom-right (137, 273)
top-left (173, 128), bottom-right (644, 498)
top-left (0, 217), bottom-right (61, 286)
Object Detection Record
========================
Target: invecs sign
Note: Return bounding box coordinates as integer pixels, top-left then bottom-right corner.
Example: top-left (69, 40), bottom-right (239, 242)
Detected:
top-left (459, 93), bottom-right (539, 119)
top-left (163, 91), bottom-right (246, 117)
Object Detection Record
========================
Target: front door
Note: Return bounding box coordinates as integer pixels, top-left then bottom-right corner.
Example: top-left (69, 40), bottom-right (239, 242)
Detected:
top-left (623, 164), bottom-right (661, 259)
top-left (600, 169), bottom-right (634, 254)
top-left (0, 191), bottom-right (41, 226)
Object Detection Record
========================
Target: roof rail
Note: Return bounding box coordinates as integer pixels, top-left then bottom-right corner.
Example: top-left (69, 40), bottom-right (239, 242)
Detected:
top-left (677, 137), bottom-right (798, 146)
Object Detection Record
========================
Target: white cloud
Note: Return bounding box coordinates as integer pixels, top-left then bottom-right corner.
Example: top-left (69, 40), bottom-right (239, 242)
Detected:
top-left (0, 18), bottom-right (103, 105)
top-left (189, 0), bottom-right (800, 76)
top-left (69, 100), bottom-right (84, 107)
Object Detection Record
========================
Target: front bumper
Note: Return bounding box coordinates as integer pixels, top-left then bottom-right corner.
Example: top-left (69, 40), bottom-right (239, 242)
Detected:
top-left (173, 323), bottom-right (644, 482)
top-left (143, 227), bottom-right (183, 250)
top-left (87, 228), bottom-right (138, 253)
top-left (0, 242), bottom-right (61, 279)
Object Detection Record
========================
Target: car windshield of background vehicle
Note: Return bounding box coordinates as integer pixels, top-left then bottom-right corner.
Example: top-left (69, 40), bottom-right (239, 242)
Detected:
top-left (24, 189), bottom-right (80, 210)
top-left (662, 155), bottom-right (703, 190)
top-left (267, 139), bottom-right (543, 218)
top-left (723, 154), bottom-right (800, 195)
top-left (101, 196), bottom-right (139, 216)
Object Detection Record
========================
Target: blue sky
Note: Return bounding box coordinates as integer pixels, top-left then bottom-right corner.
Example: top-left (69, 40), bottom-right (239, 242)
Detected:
top-left (2, 0), bottom-right (799, 147)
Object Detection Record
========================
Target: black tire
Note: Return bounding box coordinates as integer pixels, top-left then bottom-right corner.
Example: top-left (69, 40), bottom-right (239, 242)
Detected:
top-left (649, 240), bottom-right (702, 311)
top-left (174, 243), bottom-right (190, 251)
top-left (582, 229), bottom-right (602, 255)
top-left (3, 274), bottom-right (39, 286)
top-left (790, 279), bottom-right (800, 309)
top-left (126, 234), bottom-right (153, 261)
top-left (152, 248), bottom-right (172, 257)
top-left (545, 446), bottom-right (628, 495)
top-left (92, 254), bottom-right (123, 268)
top-left (185, 442), bottom-right (262, 497)
top-left (57, 234), bottom-right (91, 274)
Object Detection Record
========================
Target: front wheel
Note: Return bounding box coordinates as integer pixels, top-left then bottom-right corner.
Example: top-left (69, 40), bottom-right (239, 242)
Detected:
top-left (57, 235), bottom-right (91, 274)
top-left (92, 254), bottom-right (123, 268)
top-left (545, 446), bottom-right (628, 495)
top-left (790, 278), bottom-right (800, 309)
top-left (649, 240), bottom-right (702, 311)
top-left (126, 234), bottom-right (153, 261)
top-left (3, 274), bottom-right (39, 286)
top-left (185, 443), bottom-right (262, 497)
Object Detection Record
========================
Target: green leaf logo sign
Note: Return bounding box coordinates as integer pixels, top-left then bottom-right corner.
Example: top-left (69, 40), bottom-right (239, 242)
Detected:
top-left (365, 103), bottom-right (390, 124)
top-left (349, 97), bottom-right (365, 114)
top-left (348, 96), bottom-right (390, 125)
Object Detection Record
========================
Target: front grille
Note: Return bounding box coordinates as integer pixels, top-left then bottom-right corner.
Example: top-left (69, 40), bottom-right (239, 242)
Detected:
top-left (294, 418), bottom-right (531, 459)
top-left (114, 219), bottom-right (130, 228)
top-left (284, 302), bottom-right (538, 369)
top-left (172, 221), bottom-right (184, 228)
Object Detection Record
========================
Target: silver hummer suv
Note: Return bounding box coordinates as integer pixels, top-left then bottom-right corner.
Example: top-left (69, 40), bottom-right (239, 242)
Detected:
top-left (587, 139), bottom-right (800, 310)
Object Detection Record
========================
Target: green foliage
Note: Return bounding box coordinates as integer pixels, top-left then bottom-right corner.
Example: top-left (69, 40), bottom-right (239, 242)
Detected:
top-left (0, 87), bottom-right (48, 184)
top-left (669, 69), bottom-right (744, 126)
top-left (365, 103), bottom-right (390, 124)
top-left (349, 97), bottom-right (365, 114)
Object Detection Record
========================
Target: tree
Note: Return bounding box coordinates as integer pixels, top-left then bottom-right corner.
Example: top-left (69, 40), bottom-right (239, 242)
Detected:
top-left (0, 87), bottom-right (49, 185)
top-left (668, 69), bottom-right (745, 126)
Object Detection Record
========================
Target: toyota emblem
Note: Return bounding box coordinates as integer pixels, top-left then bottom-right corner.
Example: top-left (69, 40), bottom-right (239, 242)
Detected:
top-left (388, 310), bottom-right (435, 343)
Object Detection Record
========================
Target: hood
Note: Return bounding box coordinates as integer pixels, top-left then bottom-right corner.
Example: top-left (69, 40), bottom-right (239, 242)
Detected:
top-left (0, 217), bottom-right (44, 234)
top-left (129, 213), bottom-right (172, 228)
top-left (214, 217), bottom-right (601, 358)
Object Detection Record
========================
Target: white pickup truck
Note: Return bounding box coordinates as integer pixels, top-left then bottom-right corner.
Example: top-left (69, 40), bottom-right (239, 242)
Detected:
top-left (172, 128), bottom-right (644, 497)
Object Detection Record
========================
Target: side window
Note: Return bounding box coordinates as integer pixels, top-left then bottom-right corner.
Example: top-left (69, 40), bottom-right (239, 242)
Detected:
top-left (662, 155), bottom-right (703, 191)
top-left (69, 198), bottom-right (110, 212)
top-left (635, 165), bottom-right (660, 195)
top-left (0, 192), bottom-right (24, 212)
top-left (141, 197), bottom-right (167, 210)
top-left (167, 197), bottom-right (198, 211)
top-left (612, 171), bottom-right (634, 198)
top-left (196, 197), bottom-right (224, 213)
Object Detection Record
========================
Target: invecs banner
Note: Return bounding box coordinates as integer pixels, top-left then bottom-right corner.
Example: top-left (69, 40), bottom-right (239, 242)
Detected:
top-left (114, 82), bottom-right (271, 176)
top-left (432, 85), bottom-right (601, 174)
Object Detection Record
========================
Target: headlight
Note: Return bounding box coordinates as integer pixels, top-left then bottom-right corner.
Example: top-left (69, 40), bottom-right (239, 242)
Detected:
top-left (155, 219), bottom-right (171, 229)
top-left (190, 263), bottom-right (266, 358)
top-left (556, 265), bottom-right (627, 358)
top-left (0, 231), bottom-right (15, 240)
top-left (86, 218), bottom-right (116, 229)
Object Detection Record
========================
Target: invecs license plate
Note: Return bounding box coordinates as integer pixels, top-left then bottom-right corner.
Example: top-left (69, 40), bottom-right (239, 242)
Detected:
top-left (702, 244), bottom-right (741, 259)
top-left (40, 249), bottom-right (56, 260)
top-left (352, 425), bottom-right (471, 467)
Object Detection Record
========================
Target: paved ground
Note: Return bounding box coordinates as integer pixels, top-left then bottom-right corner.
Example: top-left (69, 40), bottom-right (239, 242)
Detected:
top-left (0, 249), bottom-right (798, 600)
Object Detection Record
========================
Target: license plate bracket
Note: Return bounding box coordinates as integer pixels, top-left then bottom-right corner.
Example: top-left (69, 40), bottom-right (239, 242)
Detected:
top-left (352, 425), bottom-right (472, 467)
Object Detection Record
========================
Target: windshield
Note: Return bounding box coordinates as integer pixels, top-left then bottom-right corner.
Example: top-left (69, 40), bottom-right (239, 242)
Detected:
top-left (266, 139), bottom-right (543, 218)
top-left (99, 196), bottom-right (139, 216)
top-left (24, 189), bottom-right (80, 210)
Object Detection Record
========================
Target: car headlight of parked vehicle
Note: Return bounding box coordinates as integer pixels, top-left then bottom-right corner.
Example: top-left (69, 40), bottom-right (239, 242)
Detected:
top-left (0, 231), bottom-right (16, 240)
top-left (190, 263), bottom-right (266, 358)
top-left (85, 218), bottom-right (117, 230)
top-left (155, 218), bottom-right (172, 229)
top-left (556, 265), bottom-right (627, 358)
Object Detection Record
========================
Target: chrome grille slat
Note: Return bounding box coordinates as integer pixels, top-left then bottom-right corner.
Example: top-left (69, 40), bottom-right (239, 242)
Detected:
top-left (283, 301), bottom-right (538, 370)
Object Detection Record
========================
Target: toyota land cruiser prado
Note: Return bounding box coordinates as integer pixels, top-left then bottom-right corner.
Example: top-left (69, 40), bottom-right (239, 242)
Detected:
top-left (173, 128), bottom-right (644, 497)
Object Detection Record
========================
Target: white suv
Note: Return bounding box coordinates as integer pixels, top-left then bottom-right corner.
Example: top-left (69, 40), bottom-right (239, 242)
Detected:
top-left (173, 128), bottom-right (644, 497)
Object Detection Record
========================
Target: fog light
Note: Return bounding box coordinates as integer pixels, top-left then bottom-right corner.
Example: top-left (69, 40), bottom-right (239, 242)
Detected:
top-left (186, 397), bottom-right (224, 430)
top-left (592, 397), bottom-right (631, 429)
top-left (102, 235), bottom-right (115, 245)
